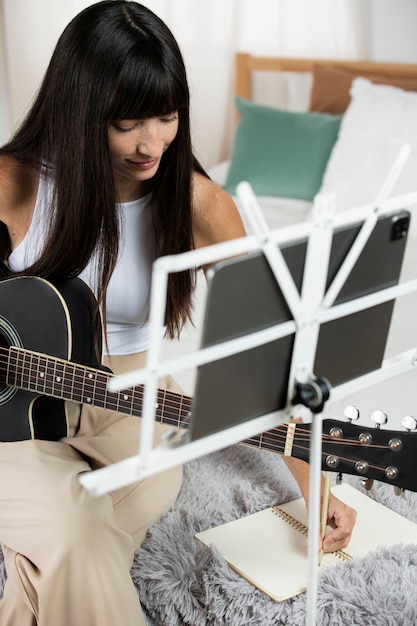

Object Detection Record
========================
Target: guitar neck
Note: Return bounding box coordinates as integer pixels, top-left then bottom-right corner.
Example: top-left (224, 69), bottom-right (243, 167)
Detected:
top-left (7, 345), bottom-right (415, 494)
top-left (6, 345), bottom-right (292, 454)
top-left (7, 346), bottom-right (192, 425)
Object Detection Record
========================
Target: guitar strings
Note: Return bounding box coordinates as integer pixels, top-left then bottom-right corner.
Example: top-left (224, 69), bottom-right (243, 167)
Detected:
top-left (0, 347), bottom-right (397, 475)
top-left (0, 346), bottom-right (398, 445)
top-left (242, 433), bottom-right (392, 475)
top-left (0, 347), bottom-right (193, 425)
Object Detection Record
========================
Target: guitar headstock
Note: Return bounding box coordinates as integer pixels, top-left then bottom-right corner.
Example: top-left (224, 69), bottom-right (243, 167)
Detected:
top-left (297, 407), bottom-right (417, 492)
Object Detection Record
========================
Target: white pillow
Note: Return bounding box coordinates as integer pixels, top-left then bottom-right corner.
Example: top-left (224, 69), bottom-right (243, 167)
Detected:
top-left (318, 77), bottom-right (417, 212)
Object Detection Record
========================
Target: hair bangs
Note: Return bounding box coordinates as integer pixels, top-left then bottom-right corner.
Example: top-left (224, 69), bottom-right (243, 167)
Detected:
top-left (107, 51), bottom-right (189, 122)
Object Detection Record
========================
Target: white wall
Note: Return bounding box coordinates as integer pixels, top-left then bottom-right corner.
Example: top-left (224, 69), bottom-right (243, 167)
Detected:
top-left (1, 1), bottom-right (417, 149)
top-left (365, 0), bottom-right (417, 63)
top-left (0, 13), bottom-right (11, 145)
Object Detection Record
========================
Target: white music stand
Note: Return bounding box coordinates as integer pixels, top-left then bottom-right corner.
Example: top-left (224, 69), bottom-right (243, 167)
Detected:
top-left (80, 146), bottom-right (417, 625)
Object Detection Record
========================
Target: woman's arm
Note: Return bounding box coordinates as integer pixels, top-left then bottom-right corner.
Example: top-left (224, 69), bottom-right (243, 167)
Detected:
top-left (191, 172), bottom-right (246, 260)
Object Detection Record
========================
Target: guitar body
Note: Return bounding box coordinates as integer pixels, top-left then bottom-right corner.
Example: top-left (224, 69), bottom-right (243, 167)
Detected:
top-left (0, 276), bottom-right (101, 441)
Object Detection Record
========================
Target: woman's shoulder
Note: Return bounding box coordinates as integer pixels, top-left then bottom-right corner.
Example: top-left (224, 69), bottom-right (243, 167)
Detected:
top-left (192, 171), bottom-right (233, 208)
top-left (191, 172), bottom-right (246, 249)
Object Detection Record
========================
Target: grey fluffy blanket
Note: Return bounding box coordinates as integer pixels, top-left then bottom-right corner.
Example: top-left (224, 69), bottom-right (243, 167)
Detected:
top-left (132, 444), bottom-right (417, 626)
top-left (1, 444), bottom-right (417, 625)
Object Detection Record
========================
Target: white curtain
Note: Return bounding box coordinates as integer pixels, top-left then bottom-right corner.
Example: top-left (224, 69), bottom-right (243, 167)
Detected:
top-left (0, 0), bottom-right (366, 167)
top-left (0, 3), bottom-right (10, 144)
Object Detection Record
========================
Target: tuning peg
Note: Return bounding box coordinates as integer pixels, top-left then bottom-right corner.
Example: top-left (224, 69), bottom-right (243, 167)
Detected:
top-left (361, 478), bottom-right (374, 491)
top-left (401, 415), bottom-right (417, 432)
top-left (371, 410), bottom-right (388, 429)
top-left (394, 486), bottom-right (405, 496)
top-left (344, 405), bottom-right (360, 422)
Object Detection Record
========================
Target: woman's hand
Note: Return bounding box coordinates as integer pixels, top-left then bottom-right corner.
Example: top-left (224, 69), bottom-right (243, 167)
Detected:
top-left (321, 492), bottom-right (357, 553)
top-left (282, 451), bottom-right (357, 553)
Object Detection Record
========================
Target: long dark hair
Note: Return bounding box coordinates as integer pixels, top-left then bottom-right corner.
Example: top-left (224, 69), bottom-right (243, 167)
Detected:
top-left (1, 0), bottom-right (204, 338)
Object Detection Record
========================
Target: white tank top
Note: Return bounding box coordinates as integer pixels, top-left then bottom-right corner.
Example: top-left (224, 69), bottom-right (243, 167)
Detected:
top-left (8, 171), bottom-right (156, 355)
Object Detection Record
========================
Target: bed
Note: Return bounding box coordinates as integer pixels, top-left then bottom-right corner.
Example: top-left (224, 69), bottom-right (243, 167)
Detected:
top-left (210, 53), bottom-right (417, 235)
top-left (2, 54), bottom-right (417, 625)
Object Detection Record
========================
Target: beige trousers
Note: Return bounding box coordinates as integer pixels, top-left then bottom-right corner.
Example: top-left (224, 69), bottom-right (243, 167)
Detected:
top-left (0, 352), bottom-right (184, 626)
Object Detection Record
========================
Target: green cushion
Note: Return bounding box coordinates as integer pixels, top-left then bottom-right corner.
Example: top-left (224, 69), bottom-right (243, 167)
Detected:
top-left (224, 97), bottom-right (342, 200)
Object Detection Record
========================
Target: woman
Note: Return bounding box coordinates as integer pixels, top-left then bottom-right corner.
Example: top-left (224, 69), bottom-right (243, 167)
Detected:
top-left (0, 2), bottom-right (355, 624)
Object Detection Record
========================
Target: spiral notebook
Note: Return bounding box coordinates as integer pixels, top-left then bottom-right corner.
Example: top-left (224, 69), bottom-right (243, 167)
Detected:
top-left (195, 483), bottom-right (417, 602)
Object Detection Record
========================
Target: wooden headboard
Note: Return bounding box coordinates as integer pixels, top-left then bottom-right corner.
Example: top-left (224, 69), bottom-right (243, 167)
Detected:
top-left (236, 52), bottom-right (417, 101)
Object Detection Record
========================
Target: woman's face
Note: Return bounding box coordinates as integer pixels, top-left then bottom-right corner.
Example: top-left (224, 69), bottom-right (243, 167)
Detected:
top-left (108, 113), bottom-right (179, 201)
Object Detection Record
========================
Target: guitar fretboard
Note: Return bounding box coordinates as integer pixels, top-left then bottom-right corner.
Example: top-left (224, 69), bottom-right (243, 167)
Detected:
top-left (2, 345), bottom-right (293, 455)
top-left (5, 346), bottom-right (193, 429)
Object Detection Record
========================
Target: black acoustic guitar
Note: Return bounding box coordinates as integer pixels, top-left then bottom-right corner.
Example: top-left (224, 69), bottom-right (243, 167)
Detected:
top-left (0, 276), bottom-right (416, 492)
